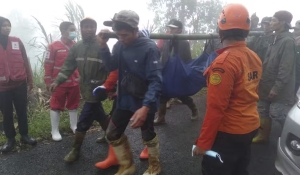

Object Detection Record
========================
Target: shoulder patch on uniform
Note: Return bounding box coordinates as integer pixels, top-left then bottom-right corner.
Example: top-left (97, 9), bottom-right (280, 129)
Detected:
top-left (215, 51), bottom-right (230, 64)
top-left (11, 42), bottom-right (20, 50)
top-left (209, 73), bottom-right (222, 85)
top-left (212, 67), bottom-right (225, 73)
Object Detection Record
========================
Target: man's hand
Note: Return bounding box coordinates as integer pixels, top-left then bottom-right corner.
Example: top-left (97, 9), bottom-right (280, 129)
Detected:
top-left (49, 82), bottom-right (58, 92)
top-left (97, 29), bottom-right (111, 47)
top-left (107, 92), bottom-right (117, 100)
top-left (130, 106), bottom-right (149, 129)
top-left (268, 89), bottom-right (278, 99)
top-left (193, 146), bottom-right (207, 156)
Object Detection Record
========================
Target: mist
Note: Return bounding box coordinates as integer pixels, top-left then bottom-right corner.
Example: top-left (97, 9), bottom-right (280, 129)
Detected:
top-left (1, 0), bottom-right (300, 76)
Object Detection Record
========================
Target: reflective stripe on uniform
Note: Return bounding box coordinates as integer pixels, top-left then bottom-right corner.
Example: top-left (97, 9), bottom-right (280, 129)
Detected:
top-left (44, 76), bottom-right (52, 79)
top-left (54, 66), bottom-right (61, 70)
top-left (74, 78), bottom-right (80, 81)
top-left (58, 72), bottom-right (68, 79)
top-left (75, 57), bottom-right (102, 63)
top-left (76, 58), bottom-right (84, 61)
top-left (0, 76), bottom-right (7, 81)
top-left (87, 57), bottom-right (102, 63)
top-left (45, 59), bottom-right (54, 63)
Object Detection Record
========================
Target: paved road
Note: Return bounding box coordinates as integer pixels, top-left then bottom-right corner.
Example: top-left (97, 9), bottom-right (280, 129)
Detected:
top-left (0, 94), bottom-right (282, 175)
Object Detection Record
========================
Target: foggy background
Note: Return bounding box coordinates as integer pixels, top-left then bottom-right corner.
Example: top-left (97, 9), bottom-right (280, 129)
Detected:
top-left (1, 0), bottom-right (299, 70)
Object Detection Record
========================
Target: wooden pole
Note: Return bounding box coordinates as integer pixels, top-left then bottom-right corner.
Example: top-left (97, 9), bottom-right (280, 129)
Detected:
top-left (103, 31), bottom-right (263, 40)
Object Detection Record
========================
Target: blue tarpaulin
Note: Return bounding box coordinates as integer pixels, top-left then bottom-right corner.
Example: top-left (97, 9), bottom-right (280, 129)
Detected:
top-left (161, 51), bottom-right (218, 98)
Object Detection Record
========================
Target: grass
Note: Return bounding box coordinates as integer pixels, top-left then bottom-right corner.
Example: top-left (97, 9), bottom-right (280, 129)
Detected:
top-left (0, 58), bottom-right (207, 146)
top-left (0, 99), bottom-right (113, 145)
top-left (0, 63), bottom-right (113, 145)
top-left (0, 88), bottom-right (207, 145)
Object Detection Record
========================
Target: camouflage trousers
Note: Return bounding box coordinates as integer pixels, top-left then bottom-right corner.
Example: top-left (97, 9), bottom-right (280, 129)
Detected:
top-left (257, 100), bottom-right (293, 127)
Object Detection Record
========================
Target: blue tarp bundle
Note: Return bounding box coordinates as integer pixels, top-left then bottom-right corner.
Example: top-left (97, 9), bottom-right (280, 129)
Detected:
top-left (161, 51), bottom-right (218, 98)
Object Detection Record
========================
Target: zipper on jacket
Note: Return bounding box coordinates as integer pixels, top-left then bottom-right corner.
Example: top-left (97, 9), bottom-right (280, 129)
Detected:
top-left (5, 50), bottom-right (10, 78)
top-left (82, 44), bottom-right (90, 84)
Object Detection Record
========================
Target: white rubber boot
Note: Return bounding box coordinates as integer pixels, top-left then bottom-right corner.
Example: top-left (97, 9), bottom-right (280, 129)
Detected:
top-left (50, 110), bottom-right (62, 141)
top-left (69, 109), bottom-right (78, 134)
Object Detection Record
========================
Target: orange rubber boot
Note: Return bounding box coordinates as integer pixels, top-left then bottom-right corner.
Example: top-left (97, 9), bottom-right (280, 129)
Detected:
top-left (95, 145), bottom-right (119, 169)
top-left (139, 146), bottom-right (149, 160)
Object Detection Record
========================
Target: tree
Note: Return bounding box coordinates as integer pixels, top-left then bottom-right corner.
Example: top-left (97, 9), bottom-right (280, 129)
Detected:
top-left (148, 0), bottom-right (224, 33)
top-left (28, 16), bottom-right (53, 88)
top-left (142, 20), bottom-right (159, 33)
top-left (148, 0), bottom-right (225, 57)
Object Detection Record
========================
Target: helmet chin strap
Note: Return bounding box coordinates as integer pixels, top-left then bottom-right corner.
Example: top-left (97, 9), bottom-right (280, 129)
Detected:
top-left (219, 33), bottom-right (225, 43)
top-left (220, 37), bottom-right (225, 43)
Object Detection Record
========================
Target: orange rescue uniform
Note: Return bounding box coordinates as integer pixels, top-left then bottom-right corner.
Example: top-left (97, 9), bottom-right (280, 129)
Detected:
top-left (196, 41), bottom-right (262, 150)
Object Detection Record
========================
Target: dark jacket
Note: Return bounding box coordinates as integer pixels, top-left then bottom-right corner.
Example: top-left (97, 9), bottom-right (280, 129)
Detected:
top-left (295, 41), bottom-right (300, 92)
top-left (204, 38), bottom-right (223, 55)
top-left (247, 34), bottom-right (274, 62)
top-left (160, 39), bottom-right (192, 66)
top-left (259, 31), bottom-right (296, 104)
top-left (99, 36), bottom-right (162, 113)
top-left (55, 37), bottom-right (109, 102)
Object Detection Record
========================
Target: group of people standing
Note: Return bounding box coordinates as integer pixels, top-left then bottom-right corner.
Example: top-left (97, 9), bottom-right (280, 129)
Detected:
top-left (0, 3), bottom-right (299, 175)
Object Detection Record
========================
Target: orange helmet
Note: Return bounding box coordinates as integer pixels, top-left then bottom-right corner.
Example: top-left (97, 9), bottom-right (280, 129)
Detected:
top-left (218, 3), bottom-right (250, 31)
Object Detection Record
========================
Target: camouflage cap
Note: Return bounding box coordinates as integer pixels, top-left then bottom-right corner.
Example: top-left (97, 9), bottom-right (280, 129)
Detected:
top-left (260, 17), bottom-right (272, 24)
top-left (103, 10), bottom-right (139, 28)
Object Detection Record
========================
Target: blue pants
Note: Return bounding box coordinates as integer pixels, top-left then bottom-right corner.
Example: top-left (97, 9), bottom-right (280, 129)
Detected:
top-left (76, 102), bottom-right (109, 132)
top-left (258, 100), bottom-right (292, 127)
top-left (106, 109), bottom-right (156, 142)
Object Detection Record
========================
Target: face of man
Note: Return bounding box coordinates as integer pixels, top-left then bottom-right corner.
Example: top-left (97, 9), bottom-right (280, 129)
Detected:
top-left (1, 21), bottom-right (11, 36)
top-left (168, 27), bottom-right (182, 34)
top-left (294, 28), bottom-right (300, 36)
top-left (270, 17), bottom-right (285, 32)
top-left (81, 22), bottom-right (97, 40)
top-left (115, 28), bottom-right (138, 46)
top-left (261, 23), bottom-right (272, 33)
top-left (62, 25), bottom-right (76, 40)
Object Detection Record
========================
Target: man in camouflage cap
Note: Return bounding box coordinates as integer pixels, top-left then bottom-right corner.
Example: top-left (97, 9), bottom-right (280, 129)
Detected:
top-left (248, 16), bottom-right (274, 62)
top-left (293, 20), bottom-right (300, 44)
top-left (96, 10), bottom-right (162, 175)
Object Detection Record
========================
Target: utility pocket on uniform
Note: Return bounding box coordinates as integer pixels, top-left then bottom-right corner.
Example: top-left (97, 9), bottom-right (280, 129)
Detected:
top-left (12, 63), bottom-right (26, 80)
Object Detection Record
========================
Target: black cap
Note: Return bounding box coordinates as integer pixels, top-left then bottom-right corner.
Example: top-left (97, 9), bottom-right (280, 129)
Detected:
top-left (273, 10), bottom-right (293, 29)
top-left (167, 19), bottom-right (183, 29)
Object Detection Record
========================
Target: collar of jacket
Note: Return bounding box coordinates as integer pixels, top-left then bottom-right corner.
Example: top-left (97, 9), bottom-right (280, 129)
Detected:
top-left (216, 41), bottom-right (246, 54)
top-left (271, 31), bottom-right (294, 45)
